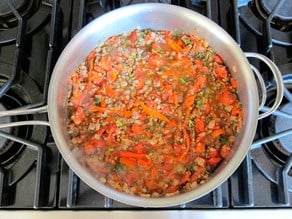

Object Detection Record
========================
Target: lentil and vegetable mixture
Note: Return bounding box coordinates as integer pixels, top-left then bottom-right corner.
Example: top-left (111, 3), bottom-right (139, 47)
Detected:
top-left (66, 29), bottom-right (243, 197)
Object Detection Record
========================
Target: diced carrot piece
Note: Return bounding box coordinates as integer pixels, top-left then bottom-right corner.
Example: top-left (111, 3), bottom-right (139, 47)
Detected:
top-left (211, 129), bottom-right (225, 139)
top-left (150, 168), bottom-right (158, 178)
top-left (145, 180), bottom-right (157, 191)
top-left (88, 105), bottom-right (106, 113)
top-left (137, 158), bottom-right (152, 167)
top-left (231, 103), bottom-right (239, 116)
top-left (180, 171), bottom-right (191, 184)
top-left (166, 38), bottom-right (182, 52)
top-left (105, 85), bottom-right (117, 98)
top-left (131, 124), bottom-right (145, 135)
top-left (135, 101), bottom-right (170, 123)
top-left (107, 70), bottom-right (117, 82)
top-left (190, 167), bottom-right (205, 182)
top-left (195, 118), bottom-right (205, 133)
top-left (118, 110), bottom-right (132, 118)
top-left (120, 157), bottom-right (137, 167)
top-left (218, 88), bottom-right (236, 105)
top-left (214, 66), bottom-right (228, 78)
top-left (195, 142), bottom-right (205, 154)
top-left (207, 157), bottom-right (222, 166)
top-left (184, 95), bottom-right (196, 108)
top-left (166, 185), bottom-right (179, 193)
top-left (119, 157), bottom-right (136, 168)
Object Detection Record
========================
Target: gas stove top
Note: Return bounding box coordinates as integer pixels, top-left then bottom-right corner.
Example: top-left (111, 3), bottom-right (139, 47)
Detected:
top-left (0, 0), bottom-right (291, 211)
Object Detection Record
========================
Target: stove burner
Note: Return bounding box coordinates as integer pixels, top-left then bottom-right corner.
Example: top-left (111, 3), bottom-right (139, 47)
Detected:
top-left (0, 70), bottom-right (44, 165)
top-left (0, 87), bottom-right (31, 165)
top-left (0, 0), bottom-right (41, 29)
top-left (239, 0), bottom-right (292, 46)
top-left (260, 74), bottom-right (292, 165)
top-left (254, 0), bottom-right (292, 32)
top-left (258, 0), bottom-right (291, 21)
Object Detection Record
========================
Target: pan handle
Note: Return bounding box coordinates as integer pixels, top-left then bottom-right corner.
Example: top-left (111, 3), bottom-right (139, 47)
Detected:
top-left (0, 105), bottom-right (50, 128)
top-left (244, 52), bottom-right (284, 120)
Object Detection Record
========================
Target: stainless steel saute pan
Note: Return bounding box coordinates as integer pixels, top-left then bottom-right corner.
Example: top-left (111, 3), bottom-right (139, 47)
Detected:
top-left (0, 3), bottom-right (284, 207)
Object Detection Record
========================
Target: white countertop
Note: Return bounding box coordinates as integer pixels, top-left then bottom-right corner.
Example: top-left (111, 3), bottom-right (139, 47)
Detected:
top-left (0, 209), bottom-right (292, 219)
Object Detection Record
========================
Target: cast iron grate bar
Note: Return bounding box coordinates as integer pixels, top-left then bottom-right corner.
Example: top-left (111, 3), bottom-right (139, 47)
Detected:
top-left (233, 0), bottom-right (241, 45)
top-left (0, 167), bottom-right (6, 206)
top-left (0, 130), bottom-right (50, 208)
top-left (262, 0), bottom-right (285, 55)
top-left (206, 0), bottom-right (217, 22)
top-left (212, 185), bottom-right (223, 208)
top-left (251, 129), bottom-right (292, 148)
top-left (33, 145), bottom-right (46, 208)
top-left (104, 196), bottom-right (113, 208)
top-left (43, 0), bottom-right (63, 100)
top-left (66, 169), bottom-right (79, 207)
top-left (23, 0), bottom-right (63, 109)
top-left (71, 0), bottom-right (86, 37)
top-left (277, 154), bottom-right (292, 206)
top-left (241, 152), bottom-right (255, 206)
top-left (205, 0), bottom-right (211, 19)
top-left (230, 152), bottom-right (255, 207)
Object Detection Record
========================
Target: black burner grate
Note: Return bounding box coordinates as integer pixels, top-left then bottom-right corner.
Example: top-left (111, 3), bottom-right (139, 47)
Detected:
top-left (0, 0), bottom-right (65, 209)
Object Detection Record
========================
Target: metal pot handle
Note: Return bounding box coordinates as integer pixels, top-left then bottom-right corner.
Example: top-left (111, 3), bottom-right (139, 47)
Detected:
top-left (244, 52), bottom-right (284, 120)
top-left (0, 105), bottom-right (50, 128)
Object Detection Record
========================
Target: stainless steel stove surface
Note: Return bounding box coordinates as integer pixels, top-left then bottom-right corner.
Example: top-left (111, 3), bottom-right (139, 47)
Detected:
top-left (0, 0), bottom-right (291, 216)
